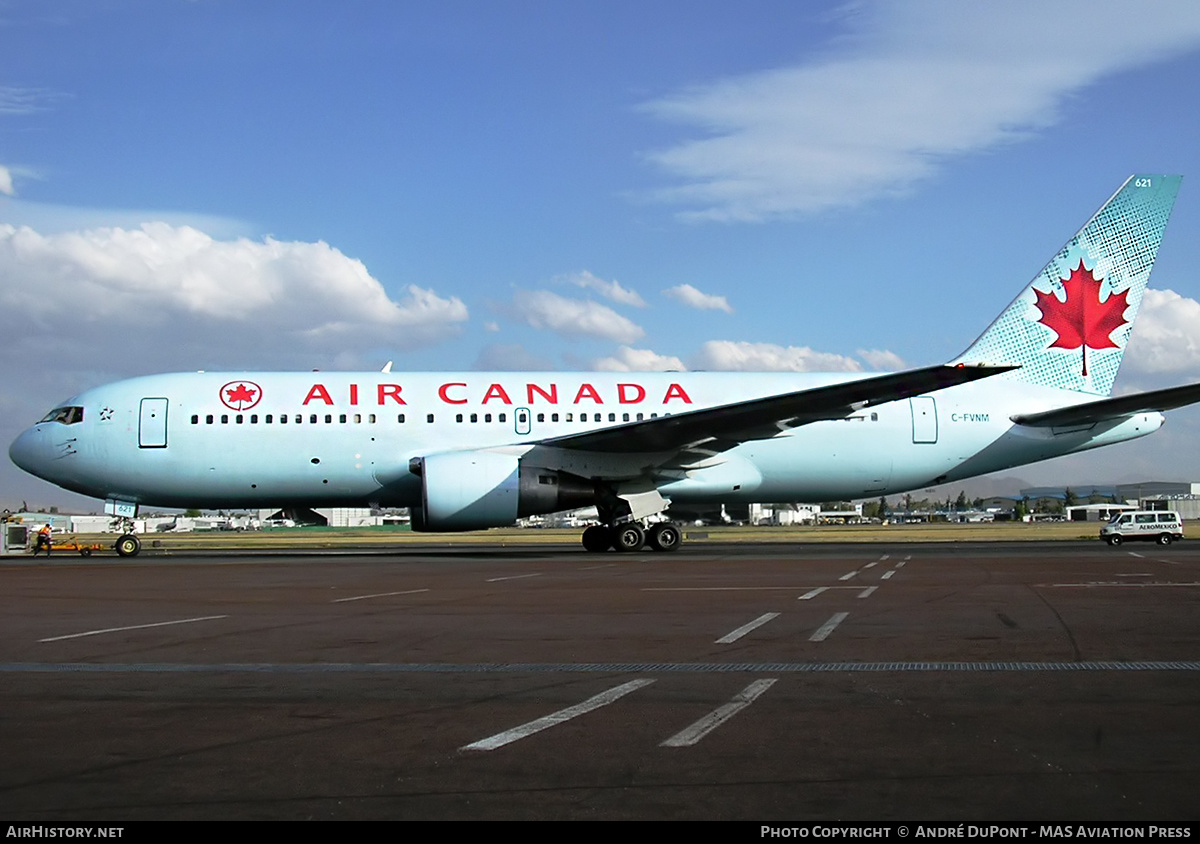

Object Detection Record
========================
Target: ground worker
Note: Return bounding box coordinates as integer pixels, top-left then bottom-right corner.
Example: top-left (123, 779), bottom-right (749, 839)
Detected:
top-left (34, 523), bottom-right (52, 557)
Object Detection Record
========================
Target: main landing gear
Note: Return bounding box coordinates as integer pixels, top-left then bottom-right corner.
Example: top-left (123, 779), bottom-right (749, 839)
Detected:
top-left (581, 521), bottom-right (682, 553)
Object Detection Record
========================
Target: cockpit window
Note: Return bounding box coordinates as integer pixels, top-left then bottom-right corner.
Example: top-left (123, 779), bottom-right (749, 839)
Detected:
top-left (39, 406), bottom-right (84, 425)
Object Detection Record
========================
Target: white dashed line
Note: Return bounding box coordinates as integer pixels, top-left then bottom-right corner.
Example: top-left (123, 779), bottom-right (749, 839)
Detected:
top-left (661, 679), bottom-right (777, 747)
top-left (838, 570), bottom-right (858, 581)
top-left (486, 573), bottom-right (543, 583)
top-left (798, 587), bottom-right (830, 600)
top-left (332, 588), bottom-right (430, 603)
top-left (881, 570), bottom-right (896, 580)
top-left (39, 615), bottom-right (228, 643)
top-left (809, 611), bottom-right (849, 642)
top-left (461, 679), bottom-right (655, 751)
top-left (716, 612), bottom-right (781, 644)
top-left (857, 586), bottom-right (878, 599)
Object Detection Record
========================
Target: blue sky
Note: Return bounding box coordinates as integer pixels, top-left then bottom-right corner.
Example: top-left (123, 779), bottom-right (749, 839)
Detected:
top-left (4, 0), bottom-right (1200, 508)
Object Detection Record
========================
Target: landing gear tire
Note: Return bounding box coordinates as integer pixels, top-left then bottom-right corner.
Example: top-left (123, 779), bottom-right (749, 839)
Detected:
top-left (612, 523), bottom-right (645, 552)
top-left (115, 534), bottom-right (141, 557)
top-left (1106, 535), bottom-right (1123, 547)
top-left (647, 522), bottom-right (682, 552)
top-left (581, 525), bottom-right (612, 552)
top-left (1158, 533), bottom-right (1174, 546)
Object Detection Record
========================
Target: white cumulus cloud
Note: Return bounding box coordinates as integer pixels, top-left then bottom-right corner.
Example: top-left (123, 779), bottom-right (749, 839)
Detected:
top-left (512, 289), bottom-right (645, 343)
top-left (690, 340), bottom-right (864, 372)
top-left (0, 222), bottom-right (468, 371)
top-left (563, 270), bottom-right (646, 308)
top-left (1123, 288), bottom-right (1200, 377)
top-left (857, 348), bottom-right (906, 371)
top-left (641, 0), bottom-right (1200, 221)
top-left (593, 346), bottom-right (687, 372)
top-left (662, 283), bottom-right (733, 313)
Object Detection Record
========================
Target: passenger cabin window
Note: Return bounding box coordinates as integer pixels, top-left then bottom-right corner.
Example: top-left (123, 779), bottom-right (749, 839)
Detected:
top-left (40, 406), bottom-right (84, 425)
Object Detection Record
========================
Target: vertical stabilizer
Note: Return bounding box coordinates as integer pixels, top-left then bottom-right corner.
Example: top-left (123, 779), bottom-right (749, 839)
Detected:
top-left (953, 175), bottom-right (1181, 396)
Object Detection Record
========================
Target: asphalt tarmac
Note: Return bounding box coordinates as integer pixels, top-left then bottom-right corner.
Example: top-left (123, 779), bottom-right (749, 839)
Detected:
top-left (2, 540), bottom-right (1199, 821)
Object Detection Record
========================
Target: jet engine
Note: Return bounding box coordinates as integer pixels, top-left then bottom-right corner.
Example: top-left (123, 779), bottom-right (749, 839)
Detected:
top-left (409, 451), bottom-right (594, 531)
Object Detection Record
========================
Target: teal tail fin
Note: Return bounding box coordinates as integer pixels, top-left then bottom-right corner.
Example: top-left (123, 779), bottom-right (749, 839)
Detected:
top-left (952, 174), bottom-right (1181, 396)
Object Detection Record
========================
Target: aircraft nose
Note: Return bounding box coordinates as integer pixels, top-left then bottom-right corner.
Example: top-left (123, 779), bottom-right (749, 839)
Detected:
top-left (9, 427), bottom-right (48, 478)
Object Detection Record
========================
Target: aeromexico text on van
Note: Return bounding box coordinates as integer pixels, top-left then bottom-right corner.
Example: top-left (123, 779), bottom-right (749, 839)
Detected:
top-left (296, 381), bottom-right (696, 407)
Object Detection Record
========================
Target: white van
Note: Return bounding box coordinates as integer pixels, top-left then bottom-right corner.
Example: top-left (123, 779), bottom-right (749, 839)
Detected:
top-left (1100, 510), bottom-right (1184, 546)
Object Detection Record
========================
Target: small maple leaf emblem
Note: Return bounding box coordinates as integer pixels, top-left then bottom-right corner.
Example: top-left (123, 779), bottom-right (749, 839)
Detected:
top-left (1033, 261), bottom-right (1129, 377)
top-left (220, 380), bottom-right (263, 411)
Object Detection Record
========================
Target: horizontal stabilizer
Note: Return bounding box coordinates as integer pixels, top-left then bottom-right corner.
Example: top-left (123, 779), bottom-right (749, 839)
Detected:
top-left (543, 364), bottom-right (1014, 454)
top-left (1011, 382), bottom-right (1200, 427)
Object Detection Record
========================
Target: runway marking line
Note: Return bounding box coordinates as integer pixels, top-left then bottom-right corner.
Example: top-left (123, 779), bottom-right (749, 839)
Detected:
top-left (716, 612), bottom-right (780, 644)
top-left (486, 573), bottom-right (542, 583)
top-left (838, 570), bottom-right (857, 581)
top-left (809, 611), bottom-right (849, 642)
top-left (881, 570), bottom-right (896, 580)
top-left (799, 586), bottom-right (879, 600)
top-left (39, 615), bottom-right (229, 643)
top-left (332, 588), bottom-right (430, 603)
top-left (461, 678), bottom-right (655, 751)
top-left (645, 587), bottom-right (811, 592)
top-left (661, 678), bottom-right (777, 747)
top-left (1043, 581), bottom-right (1200, 589)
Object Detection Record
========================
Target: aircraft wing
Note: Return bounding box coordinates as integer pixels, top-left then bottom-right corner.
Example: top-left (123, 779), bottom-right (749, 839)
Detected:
top-left (1011, 382), bottom-right (1200, 427)
top-left (538, 364), bottom-right (1014, 455)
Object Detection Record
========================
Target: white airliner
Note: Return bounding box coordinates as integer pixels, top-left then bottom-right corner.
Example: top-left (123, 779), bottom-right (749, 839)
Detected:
top-left (11, 175), bottom-right (1200, 557)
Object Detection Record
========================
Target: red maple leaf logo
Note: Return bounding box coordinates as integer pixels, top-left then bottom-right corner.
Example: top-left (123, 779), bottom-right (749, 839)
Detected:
top-left (1033, 261), bottom-right (1129, 376)
top-left (220, 381), bottom-right (262, 411)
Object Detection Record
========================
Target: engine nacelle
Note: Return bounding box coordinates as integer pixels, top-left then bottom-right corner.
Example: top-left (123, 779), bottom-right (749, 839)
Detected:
top-left (410, 451), bottom-right (594, 531)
